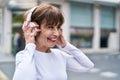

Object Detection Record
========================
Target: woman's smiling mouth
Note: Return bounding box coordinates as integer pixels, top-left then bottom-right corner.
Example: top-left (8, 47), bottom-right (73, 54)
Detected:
top-left (47, 37), bottom-right (57, 42)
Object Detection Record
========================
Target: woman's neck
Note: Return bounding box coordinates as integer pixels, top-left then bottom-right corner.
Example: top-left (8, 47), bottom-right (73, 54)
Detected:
top-left (35, 43), bottom-right (51, 53)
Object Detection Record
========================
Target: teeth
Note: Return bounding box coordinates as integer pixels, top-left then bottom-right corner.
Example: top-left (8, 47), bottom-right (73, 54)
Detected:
top-left (51, 39), bottom-right (57, 40)
top-left (48, 38), bottom-right (57, 41)
top-left (50, 39), bottom-right (57, 41)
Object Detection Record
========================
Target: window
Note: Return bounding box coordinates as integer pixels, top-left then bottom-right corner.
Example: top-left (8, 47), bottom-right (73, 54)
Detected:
top-left (70, 2), bottom-right (93, 27)
top-left (100, 6), bottom-right (115, 48)
top-left (100, 6), bottom-right (115, 29)
top-left (70, 2), bottom-right (93, 48)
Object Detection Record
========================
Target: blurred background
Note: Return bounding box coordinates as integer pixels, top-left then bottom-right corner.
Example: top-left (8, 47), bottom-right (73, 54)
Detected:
top-left (0, 0), bottom-right (120, 80)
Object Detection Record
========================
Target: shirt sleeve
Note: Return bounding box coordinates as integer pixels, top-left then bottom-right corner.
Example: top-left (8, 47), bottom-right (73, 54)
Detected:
top-left (13, 43), bottom-right (36, 80)
top-left (62, 42), bottom-right (94, 72)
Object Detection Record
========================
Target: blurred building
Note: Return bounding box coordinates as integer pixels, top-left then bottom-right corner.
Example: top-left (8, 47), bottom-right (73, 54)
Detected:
top-left (0, 0), bottom-right (11, 54)
top-left (0, 0), bottom-right (120, 54)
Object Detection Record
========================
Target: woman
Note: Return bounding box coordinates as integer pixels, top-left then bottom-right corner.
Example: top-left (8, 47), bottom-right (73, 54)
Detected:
top-left (13, 3), bottom-right (94, 80)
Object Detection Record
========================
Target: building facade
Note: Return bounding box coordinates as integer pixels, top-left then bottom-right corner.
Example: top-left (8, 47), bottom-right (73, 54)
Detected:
top-left (1, 0), bottom-right (120, 54)
top-left (0, 0), bottom-right (12, 54)
top-left (68, 0), bottom-right (120, 53)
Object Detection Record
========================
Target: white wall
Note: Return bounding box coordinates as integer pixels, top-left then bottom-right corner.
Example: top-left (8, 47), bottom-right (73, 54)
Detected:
top-left (3, 7), bottom-right (12, 54)
top-left (0, 8), bottom-right (4, 54)
top-left (107, 7), bottom-right (120, 50)
top-left (92, 4), bottom-right (101, 50)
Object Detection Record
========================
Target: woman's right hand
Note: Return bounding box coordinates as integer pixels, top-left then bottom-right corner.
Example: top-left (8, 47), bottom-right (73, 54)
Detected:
top-left (22, 20), bottom-right (40, 44)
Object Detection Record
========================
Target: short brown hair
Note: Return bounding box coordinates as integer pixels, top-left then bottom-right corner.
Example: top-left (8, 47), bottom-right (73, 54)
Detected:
top-left (24, 3), bottom-right (64, 27)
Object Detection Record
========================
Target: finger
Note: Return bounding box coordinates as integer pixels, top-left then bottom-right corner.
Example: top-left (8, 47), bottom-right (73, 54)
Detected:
top-left (29, 22), bottom-right (39, 28)
top-left (28, 27), bottom-right (33, 33)
top-left (27, 27), bottom-right (40, 36)
top-left (22, 20), bottom-right (31, 31)
top-left (29, 25), bottom-right (39, 28)
top-left (34, 28), bottom-right (41, 36)
top-left (26, 20), bottom-right (31, 26)
top-left (22, 21), bottom-right (26, 30)
top-left (22, 21), bottom-right (28, 32)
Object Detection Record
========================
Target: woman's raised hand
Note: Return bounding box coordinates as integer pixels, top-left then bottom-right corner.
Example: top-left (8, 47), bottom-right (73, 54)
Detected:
top-left (22, 20), bottom-right (40, 44)
top-left (56, 29), bottom-right (67, 48)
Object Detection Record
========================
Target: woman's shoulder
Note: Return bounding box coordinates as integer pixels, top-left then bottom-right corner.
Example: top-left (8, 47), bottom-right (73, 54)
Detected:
top-left (51, 48), bottom-right (64, 54)
top-left (51, 48), bottom-right (72, 58)
top-left (15, 50), bottom-right (25, 58)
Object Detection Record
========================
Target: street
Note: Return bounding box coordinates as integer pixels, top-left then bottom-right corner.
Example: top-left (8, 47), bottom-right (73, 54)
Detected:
top-left (68, 53), bottom-right (120, 80)
top-left (0, 52), bottom-right (120, 80)
top-left (0, 62), bottom-right (15, 80)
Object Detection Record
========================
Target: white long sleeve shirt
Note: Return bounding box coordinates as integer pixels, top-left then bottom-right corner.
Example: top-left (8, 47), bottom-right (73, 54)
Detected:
top-left (13, 42), bottom-right (94, 80)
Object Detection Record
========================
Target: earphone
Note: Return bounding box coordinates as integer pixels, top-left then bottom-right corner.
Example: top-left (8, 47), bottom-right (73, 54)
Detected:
top-left (26, 7), bottom-right (39, 36)
top-left (26, 7), bottom-right (37, 27)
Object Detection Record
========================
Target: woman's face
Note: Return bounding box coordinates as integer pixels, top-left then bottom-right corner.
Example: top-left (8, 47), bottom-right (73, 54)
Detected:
top-left (36, 22), bottom-right (62, 48)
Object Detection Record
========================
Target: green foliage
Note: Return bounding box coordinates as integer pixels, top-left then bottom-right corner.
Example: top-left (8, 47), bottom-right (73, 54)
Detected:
top-left (12, 14), bottom-right (24, 23)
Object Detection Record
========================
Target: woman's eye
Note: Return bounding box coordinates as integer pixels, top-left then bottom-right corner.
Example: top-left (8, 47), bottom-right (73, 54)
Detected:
top-left (48, 25), bottom-right (54, 29)
top-left (57, 26), bottom-right (61, 29)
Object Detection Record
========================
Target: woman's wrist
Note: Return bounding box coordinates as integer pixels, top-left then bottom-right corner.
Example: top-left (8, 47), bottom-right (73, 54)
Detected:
top-left (25, 38), bottom-right (35, 45)
top-left (62, 42), bottom-right (75, 50)
top-left (25, 43), bottom-right (36, 50)
top-left (26, 42), bottom-right (35, 45)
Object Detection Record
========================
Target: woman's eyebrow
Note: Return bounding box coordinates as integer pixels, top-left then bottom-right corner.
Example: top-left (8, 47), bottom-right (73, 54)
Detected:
top-left (46, 22), bottom-right (60, 27)
top-left (46, 24), bottom-right (54, 26)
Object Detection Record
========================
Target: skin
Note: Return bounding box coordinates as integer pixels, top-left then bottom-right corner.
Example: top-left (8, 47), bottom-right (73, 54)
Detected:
top-left (22, 20), bottom-right (67, 53)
